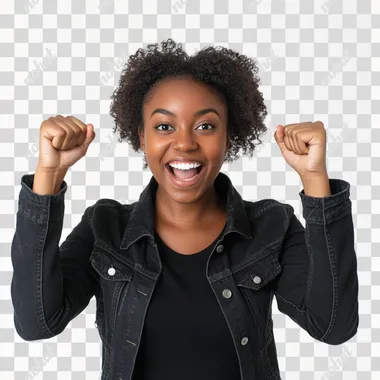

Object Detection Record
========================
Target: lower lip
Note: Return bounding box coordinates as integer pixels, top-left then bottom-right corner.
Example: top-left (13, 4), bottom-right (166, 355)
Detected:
top-left (165, 164), bottom-right (205, 187)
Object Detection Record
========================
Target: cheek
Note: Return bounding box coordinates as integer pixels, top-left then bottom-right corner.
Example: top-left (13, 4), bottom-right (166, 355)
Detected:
top-left (145, 135), bottom-right (165, 152)
top-left (207, 142), bottom-right (226, 158)
top-left (144, 142), bottom-right (167, 165)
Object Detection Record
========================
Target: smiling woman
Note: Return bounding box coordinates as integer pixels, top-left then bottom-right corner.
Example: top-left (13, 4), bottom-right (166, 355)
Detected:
top-left (108, 38), bottom-right (270, 232)
top-left (109, 38), bottom-right (268, 172)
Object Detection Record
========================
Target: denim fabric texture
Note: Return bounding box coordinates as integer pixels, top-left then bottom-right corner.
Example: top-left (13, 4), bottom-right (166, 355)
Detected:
top-left (11, 171), bottom-right (359, 380)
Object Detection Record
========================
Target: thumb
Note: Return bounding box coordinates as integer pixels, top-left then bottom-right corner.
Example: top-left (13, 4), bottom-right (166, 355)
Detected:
top-left (83, 124), bottom-right (95, 146)
top-left (274, 125), bottom-right (287, 154)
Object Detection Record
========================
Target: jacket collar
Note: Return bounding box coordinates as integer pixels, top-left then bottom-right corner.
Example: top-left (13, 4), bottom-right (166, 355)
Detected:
top-left (120, 171), bottom-right (252, 250)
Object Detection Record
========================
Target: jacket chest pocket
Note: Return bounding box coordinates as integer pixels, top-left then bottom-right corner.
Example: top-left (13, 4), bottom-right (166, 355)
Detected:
top-left (233, 248), bottom-right (282, 345)
top-left (90, 241), bottom-right (134, 338)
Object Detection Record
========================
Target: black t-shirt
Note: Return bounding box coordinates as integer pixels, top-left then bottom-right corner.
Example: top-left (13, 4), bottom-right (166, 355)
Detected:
top-left (132, 225), bottom-right (241, 380)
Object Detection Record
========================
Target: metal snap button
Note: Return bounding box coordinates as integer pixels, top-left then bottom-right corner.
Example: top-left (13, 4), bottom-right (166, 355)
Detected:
top-left (241, 337), bottom-right (249, 345)
top-left (253, 276), bottom-right (261, 284)
top-left (216, 245), bottom-right (224, 253)
top-left (222, 289), bottom-right (232, 299)
top-left (108, 267), bottom-right (116, 276)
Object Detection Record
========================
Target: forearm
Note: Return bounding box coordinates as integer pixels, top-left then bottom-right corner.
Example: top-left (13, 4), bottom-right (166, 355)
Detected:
top-left (12, 172), bottom-right (97, 342)
top-left (11, 173), bottom-right (68, 340)
top-left (274, 178), bottom-right (359, 345)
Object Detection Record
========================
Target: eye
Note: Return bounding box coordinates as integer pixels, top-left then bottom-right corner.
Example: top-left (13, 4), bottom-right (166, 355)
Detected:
top-left (196, 123), bottom-right (214, 130)
top-left (155, 123), bottom-right (174, 131)
top-left (154, 123), bottom-right (215, 131)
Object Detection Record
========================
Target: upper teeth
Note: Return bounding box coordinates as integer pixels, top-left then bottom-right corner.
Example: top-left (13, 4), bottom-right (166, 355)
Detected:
top-left (169, 162), bottom-right (201, 170)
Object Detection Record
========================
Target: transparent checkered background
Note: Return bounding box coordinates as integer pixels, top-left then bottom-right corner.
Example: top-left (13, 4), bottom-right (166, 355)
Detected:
top-left (0, 0), bottom-right (378, 379)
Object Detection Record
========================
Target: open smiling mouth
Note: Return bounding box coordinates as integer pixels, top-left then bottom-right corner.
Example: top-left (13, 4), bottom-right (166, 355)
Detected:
top-left (165, 164), bottom-right (204, 187)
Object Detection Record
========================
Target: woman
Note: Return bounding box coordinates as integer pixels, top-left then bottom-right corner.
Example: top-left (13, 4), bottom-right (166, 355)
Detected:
top-left (11, 38), bottom-right (358, 380)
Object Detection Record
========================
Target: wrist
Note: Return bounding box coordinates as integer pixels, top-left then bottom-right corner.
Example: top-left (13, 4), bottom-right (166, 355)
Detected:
top-left (299, 170), bottom-right (328, 182)
top-left (33, 166), bottom-right (67, 195)
top-left (300, 172), bottom-right (331, 198)
top-left (36, 165), bottom-right (68, 177)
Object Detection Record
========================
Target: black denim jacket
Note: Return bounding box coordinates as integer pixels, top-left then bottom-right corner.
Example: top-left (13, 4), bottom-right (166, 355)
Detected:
top-left (11, 171), bottom-right (359, 380)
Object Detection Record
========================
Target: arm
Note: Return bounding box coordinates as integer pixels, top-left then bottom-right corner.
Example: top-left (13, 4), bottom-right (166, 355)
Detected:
top-left (11, 173), bottom-right (99, 341)
top-left (273, 178), bottom-right (359, 345)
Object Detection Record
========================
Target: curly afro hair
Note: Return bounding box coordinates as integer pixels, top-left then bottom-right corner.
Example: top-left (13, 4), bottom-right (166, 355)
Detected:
top-left (109, 38), bottom-right (268, 170)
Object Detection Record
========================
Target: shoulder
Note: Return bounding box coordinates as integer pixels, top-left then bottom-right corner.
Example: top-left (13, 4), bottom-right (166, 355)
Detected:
top-left (241, 198), bottom-right (298, 244)
top-left (82, 198), bottom-right (140, 247)
top-left (242, 198), bottom-right (295, 223)
top-left (83, 198), bottom-right (137, 220)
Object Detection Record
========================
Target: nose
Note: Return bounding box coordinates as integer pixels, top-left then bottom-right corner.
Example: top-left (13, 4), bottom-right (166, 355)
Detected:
top-left (172, 128), bottom-right (198, 151)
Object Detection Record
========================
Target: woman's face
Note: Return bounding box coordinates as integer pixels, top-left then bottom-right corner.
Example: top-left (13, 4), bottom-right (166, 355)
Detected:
top-left (139, 77), bottom-right (230, 204)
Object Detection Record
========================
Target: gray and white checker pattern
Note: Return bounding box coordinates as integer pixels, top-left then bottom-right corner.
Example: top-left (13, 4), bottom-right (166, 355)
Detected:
top-left (0, 0), bottom-right (377, 379)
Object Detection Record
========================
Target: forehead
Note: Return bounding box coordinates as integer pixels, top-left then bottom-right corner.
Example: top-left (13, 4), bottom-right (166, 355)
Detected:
top-left (143, 77), bottom-right (227, 110)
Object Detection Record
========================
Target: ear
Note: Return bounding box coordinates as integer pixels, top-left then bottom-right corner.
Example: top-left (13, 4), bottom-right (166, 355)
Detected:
top-left (138, 125), bottom-right (144, 151)
top-left (226, 132), bottom-right (231, 151)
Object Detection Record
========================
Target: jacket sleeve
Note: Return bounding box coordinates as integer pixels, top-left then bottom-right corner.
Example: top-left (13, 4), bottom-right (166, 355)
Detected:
top-left (272, 178), bottom-right (359, 345)
top-left (11, 173), bottom-right (99, 341)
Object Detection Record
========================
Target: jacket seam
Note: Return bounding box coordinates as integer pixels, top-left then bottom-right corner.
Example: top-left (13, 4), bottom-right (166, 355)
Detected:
top-left (36, 197), bottom-right (54, 337)
top-left (272, 207), bottom-right (308, 315)
top-left (320, 203), bottom-right (339, 342)
top-left (248, 200), bottom-right (282, 220)
top-left (231, 239), bottom-right (282, 274)
top-left (305, 222), bottom-right (314, 315)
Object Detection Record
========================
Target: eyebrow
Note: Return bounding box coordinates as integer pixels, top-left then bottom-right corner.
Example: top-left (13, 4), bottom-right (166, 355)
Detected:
top-left (150, 108), bottom-right (220, 118)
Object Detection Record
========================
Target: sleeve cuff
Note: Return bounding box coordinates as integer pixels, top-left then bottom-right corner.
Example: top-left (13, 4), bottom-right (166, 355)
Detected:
top-left (299, 178), bottom-right (351, 222)
top-left (20, 173), bottom-right (68, 205)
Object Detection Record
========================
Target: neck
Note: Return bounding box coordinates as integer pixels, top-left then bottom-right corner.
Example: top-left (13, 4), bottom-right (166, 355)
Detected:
top-left (155, 184), bottom-right (226, 230)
